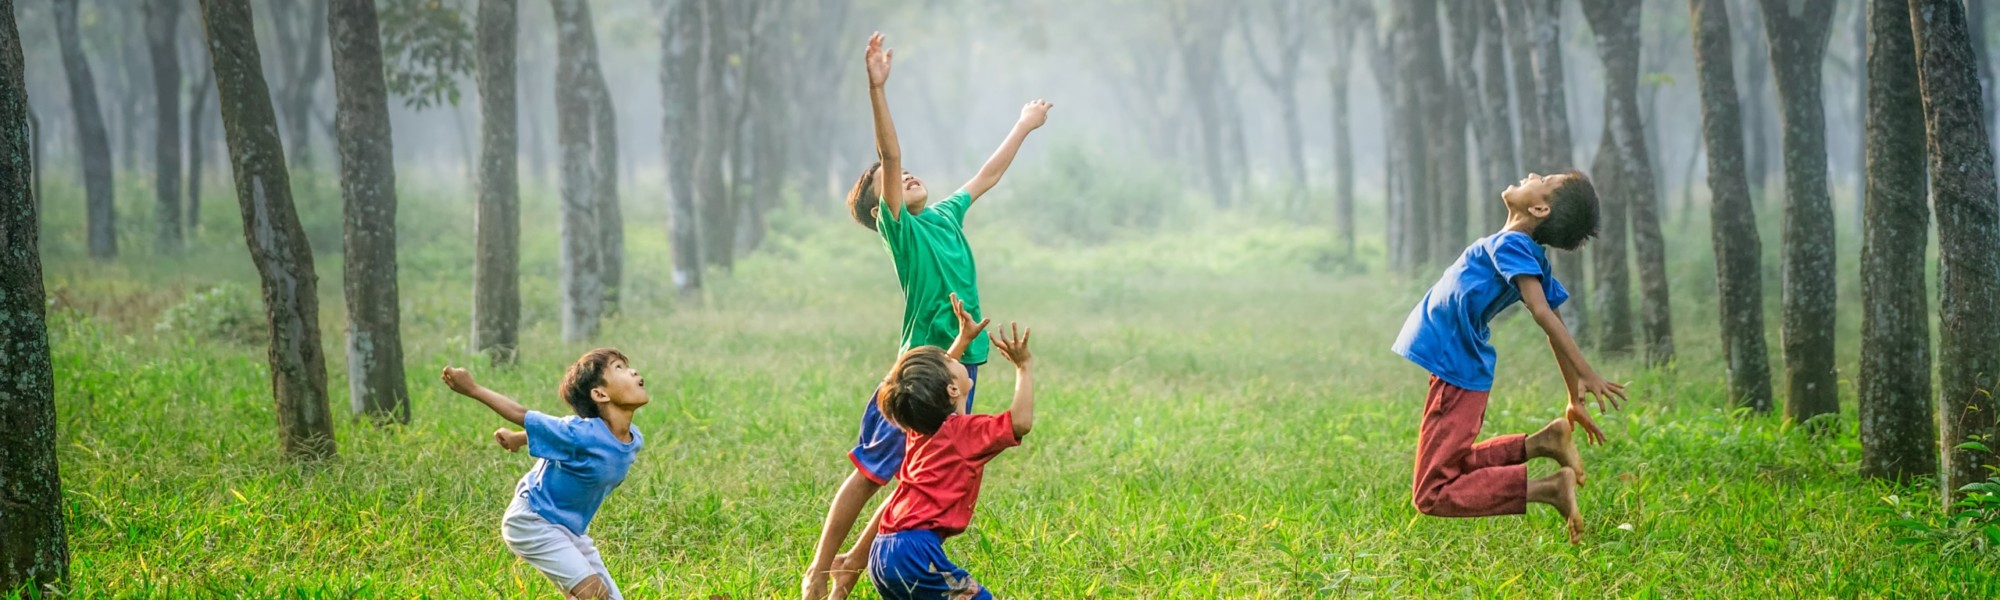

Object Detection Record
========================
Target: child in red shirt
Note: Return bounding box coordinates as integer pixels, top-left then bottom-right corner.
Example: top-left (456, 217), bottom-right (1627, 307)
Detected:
top-left (841, 300), bottom-right (1035, 600)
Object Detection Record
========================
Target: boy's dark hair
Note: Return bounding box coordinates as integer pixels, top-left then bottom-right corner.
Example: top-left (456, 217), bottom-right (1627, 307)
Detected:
top-left (846, 161), bottom-right (883, 231)
top-left (1533, 171), bottom-right (1600, 251)
top-left (558, 348), bottom-right (627, 419)
top-left (877, 346), bottom-right (956, 436)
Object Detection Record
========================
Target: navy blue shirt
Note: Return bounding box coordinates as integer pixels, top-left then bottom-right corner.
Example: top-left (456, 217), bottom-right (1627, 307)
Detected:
top-left (1392, 231), bottom-right (1570, 392)
top-left (515, 411), bottom-right (643, 535)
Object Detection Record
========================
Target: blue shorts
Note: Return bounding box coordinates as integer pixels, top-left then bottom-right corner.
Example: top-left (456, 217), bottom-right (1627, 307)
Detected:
top-left (869, 529), bottom-right (992, 600)
top-left (850, 363), bottom-right (980, 484)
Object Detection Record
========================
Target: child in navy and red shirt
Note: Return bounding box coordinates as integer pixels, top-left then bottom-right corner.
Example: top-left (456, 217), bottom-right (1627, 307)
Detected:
top-left (1391, 171), bottom-right (1627, 544)
top-left (843, 300), bottom-right (1035, 599)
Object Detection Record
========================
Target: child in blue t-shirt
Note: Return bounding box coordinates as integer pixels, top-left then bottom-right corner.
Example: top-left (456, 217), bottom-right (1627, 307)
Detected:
top-left (1390, 171), bottom-right (1627, 544)
top-left (441, 349), bottom-right (648, 600)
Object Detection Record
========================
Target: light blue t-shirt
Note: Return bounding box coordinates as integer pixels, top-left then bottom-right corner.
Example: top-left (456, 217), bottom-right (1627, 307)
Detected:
top-left (1391, 231), bottom-right (1570, 392)
top-left (514, 411), bottom-right (643, 536)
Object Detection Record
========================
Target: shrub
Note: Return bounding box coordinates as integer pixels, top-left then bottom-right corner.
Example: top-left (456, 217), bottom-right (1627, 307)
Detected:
top-left (155, 283), bottom-right (266, 345)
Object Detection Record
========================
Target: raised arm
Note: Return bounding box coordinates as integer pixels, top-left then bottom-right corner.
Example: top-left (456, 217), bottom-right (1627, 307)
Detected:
top-left (945, 293), bottom-right (991, 360)
top-left (441, 367), bottom-right (529, 426)
top-left (865, 33), bottom-right (906, 221)
top-left (1516, 276), bottom-right (1626, 444)
top-left (990, 323), bottom-right (1035, 438)
top-left (961, 100), bottom-right (1052, 201)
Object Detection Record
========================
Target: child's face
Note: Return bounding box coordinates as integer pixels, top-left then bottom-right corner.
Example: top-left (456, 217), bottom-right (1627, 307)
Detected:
top-left (594, 358), bottom-right (650, 410)
top-left (877, 166), bottom-right (930, 210)
top-left (1502, 172), bottom-right (1562, 219)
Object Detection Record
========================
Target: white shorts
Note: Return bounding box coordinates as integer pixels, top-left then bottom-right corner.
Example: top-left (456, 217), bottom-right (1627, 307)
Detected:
top-left (501, 497), bottom-right (623, 599)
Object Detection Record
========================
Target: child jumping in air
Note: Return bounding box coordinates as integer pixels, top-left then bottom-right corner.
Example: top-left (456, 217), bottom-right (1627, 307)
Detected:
top-left (862, 298), bottom-right (1035, 599)
top-left (441, 349), bottom-right (648, 599)
top-left (1390, 171), bottom-right (1626, 544)
top-left (803, 31), bottom-right (1051, 600)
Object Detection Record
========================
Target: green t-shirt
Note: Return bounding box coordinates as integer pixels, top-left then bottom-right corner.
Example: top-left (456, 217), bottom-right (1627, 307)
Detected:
top-left (877, 188), bottom-right (987, 364)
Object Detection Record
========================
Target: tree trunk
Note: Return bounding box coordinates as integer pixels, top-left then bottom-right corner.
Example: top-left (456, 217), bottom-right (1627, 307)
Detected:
top-left (1738, 0), bottom-right (1775, 197)
top-left (200, 0), bottom-right (337, 460)
top-left (0, 3), bottom-right (69, 589)
top-left (1390, 0), bottom-right (1443, 271)
top-left (1329, 9), bottom-right (1356, 254)
top-left (696, 0), bottom-right (739, 272)
top-left (328, 0), bottom-right (409, 425)
top-left (474, 0), bottom-right (521, 363)
top-left (1857, 0), bottom-right (1932, 481)
top-left (1241, 1), bottom-right (1308, 199)
top-left (1580, 0), bottom-right (1638, 358)
top-left (27, 105), bottom-right (37, 215)
top-left (1527, 0), bottom-right (1587, 340)
top-left (270, 0), bottom-right (329, 170)
top-left (1477, 1), bottom-right (1521, 234)
top-left (1689, 0), bottom-right (1776, 413)
top-left (54, 0), bottom-right (116, 259)
top-left (1969, 0), bottom-right (1995, 158)
top-left (1911, 0), bottom-right (2000, 506)
top-left (186, 67), bottom-right (215, 237)
top-left (1170, 5), bottom-right (1234, 210)
top-left (551, 0), bottom-right (603, 343)
top-left (147, 1), bottom-right (184, 254)
top-left (661, 0), bottom-right (703, 297)
top-left (1503, 0), bottom-right (1545, 174)
top-left (1760, 0), bottom-right (1838, 428)
top-left (1438, 0), bottom-right (1476, 256)
top-left (566, 0), bottom-right (620, 315)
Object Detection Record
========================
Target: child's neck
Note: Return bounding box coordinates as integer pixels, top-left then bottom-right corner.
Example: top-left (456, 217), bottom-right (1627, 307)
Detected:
top-left (1502, 212), bottom-right (1540, 237)
top-left (599, 407), bottom-right (635, 443)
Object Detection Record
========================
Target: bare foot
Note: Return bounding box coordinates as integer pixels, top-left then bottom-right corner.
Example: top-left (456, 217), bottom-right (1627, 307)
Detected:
top-left (801, 571), bottom-right (828, 600)
top-left (1532, 418), bottom-right (1586, 486)
top-left (1552, 467), bottom-right (1583, 544)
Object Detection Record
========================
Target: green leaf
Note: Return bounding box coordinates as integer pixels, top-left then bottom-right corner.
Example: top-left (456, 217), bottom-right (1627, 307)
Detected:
top-left (1953, 441), bottom-right (1993, 454)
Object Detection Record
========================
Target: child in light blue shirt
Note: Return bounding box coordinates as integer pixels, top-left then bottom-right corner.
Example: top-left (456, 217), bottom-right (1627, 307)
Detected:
top-left (443, 348), bottom-right (648, 600)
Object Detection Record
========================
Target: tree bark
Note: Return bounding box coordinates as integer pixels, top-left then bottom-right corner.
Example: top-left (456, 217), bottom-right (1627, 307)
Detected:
top-left (1477, 1), bottom-right (1520, 235)
top-left (1968, 0), bottom-right (1994, 158)
top-left (1581, 0), bottom-right (1636, 358)
top-left (1389, 0), bottom-right (1443, 271)
top-left (661, 0), bottom-right (703, 297)
top-left (1911, 0), bottom-right (2000, 505)
top-left (551, 0), bottom-right (602, 343)
top-left (54, 0), bottom-right (116, 259)
top-left (1503, 0), bottom-right (1545, 176)
top-left (1329, 2), bottom-right (1356, 254)
top-left (1439, 0), bottom-right (1477, 256)
top-left (1738, 0), bottom-right (1775, 197)
top-left (200, 0), bottom-right (337, 461)
top-left (1527, 0), bottom-right (1587, 340)
top-left (0, 2), bottom-right (69, 589)
top-left (328, 0), bottom-right (409, 425)
top-left (269, 0), bottom-right (328, 170)
top-left (147, 1), bottom-right (183, 254)
top-left (1760, 0), bottom-right (1838, 428)
top-left (474, 0), bottom-right (521, 363)
top-left (1690, 0), bottom-right (1776, 413)
top-left (186, 66), bottom-right (215, 237)
top-left (1858, 0), bottom-right (1932, 481)
top-left (696, 0), bottom-right (739, 271)
top-left (590, 64), bottom-right (621, 315)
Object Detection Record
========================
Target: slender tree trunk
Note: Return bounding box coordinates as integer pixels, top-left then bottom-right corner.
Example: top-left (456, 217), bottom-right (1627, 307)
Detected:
top-left (1970, 0), bottom-right (1995, 158)
top-left (1390, 0), bottom-right (1443, 271)
top-left (186, 67), bottom-right (215, 237)
top-left (1739, 0), bottom-right (1775, 197)
top-left (147, 1), bottom-right (183, 253)
top-left (1690, 0), bottom-right (1775, 413)
top-left (1580, 0), bottom-right (1639, 357)
top-left (272, 0), bottom-right (328, 170)
top-left (200, 0), bottom-right (336, 460)
top-left (1528, 0), bottom-right (1587, 340)
top-left (54, 0), bottom-right (116, 259)
top-left (661, 0), bottom-right (703, 297)
top-left (1439, 0), bottom-right (1476, 256)
top-left (1504, 0), bottom-right (1545, 175)
top-left (590, 68), bottom-right (621, 315)
top-left (329, 0), bottom-right (409, 425)
top-left (1478, 1), bottom-right (1521, 234)
top-left (473, 0), bottom-right (521, 363)
top-left (696, 0), bottom-right (737, 272)
top-left (1760, 0), bottom-right (1838, 428)
top-left (28, 105), bottom-right (38, 215)
top-left (0, 3), bottom-right (68, 589)
top-left (551, 0), bottom-right (602, 343)
top-left (1911, 0), bottom-right (2000, 506)
top-left (1858, 0), bottom-right (1932, 481)
top-left (1171, 6), bottom-right (1234, 210)
top-left (1330, 16), bottom-right (1356, 254)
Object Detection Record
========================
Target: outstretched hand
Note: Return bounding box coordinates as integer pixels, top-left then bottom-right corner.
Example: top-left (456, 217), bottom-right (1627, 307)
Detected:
top-left (865, 32), bottom-right (893, 87)
top-left (1017, 99), bottom-right (1053, 130)
top-left (440, 366), bottom-right (479, 396)
top-left (951, 293), bottom-right (991, 340)
top-left (991, 322), bottom-right (1033, 368)
top-left (1566, 401), bottom-right (1607, 446)
top-left (1576, 375), bottom-right (1628, 414)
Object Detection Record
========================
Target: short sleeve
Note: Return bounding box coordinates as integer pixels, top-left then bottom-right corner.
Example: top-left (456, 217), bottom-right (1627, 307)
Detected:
top-left (931, 189), bottom-right (973, 225)
top-left (523, 411), bottom-right (580, 463)
top-left (876, 202), bottom-right (915, 249)
top-left (1490, 233), bottom-right (1547, 283)
top-left (955, 411), bottom-right (1022, 461)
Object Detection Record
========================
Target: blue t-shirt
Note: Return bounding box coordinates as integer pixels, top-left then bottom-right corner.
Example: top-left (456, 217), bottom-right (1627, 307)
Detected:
top-left (514, 411), bottom-right (643, 536)
top-left (1391, 231), bottom-right (1570, 392)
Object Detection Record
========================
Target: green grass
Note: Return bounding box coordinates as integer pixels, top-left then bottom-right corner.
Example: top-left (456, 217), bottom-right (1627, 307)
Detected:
top-left (23, 170), bottom-right (2000, 597)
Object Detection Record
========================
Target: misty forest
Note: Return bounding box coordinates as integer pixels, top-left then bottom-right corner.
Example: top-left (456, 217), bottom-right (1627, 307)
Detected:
top-left (5, 0), bottom-right (2000, 596)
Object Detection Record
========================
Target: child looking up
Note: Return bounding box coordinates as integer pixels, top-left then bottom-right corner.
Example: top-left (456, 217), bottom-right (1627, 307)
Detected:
top-left (804, 31), bottom-right (1051, 600)
top-left (1390, 171), bottom-right (1626, 544)
top-left (441, 349), bottom-right (648, 599)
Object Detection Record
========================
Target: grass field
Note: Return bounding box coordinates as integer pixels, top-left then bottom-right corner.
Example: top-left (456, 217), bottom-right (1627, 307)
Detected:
top-left (24, 170), bottom-right (2000, 598)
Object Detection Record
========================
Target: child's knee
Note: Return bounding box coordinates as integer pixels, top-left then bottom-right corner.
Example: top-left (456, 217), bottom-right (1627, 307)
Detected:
top-left (1412, 492), bottom-right (1446, 517)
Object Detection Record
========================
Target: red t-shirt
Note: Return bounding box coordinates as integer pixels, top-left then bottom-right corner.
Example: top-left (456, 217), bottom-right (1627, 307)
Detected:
top-left (878, 411), bottom-right (1023, 538)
